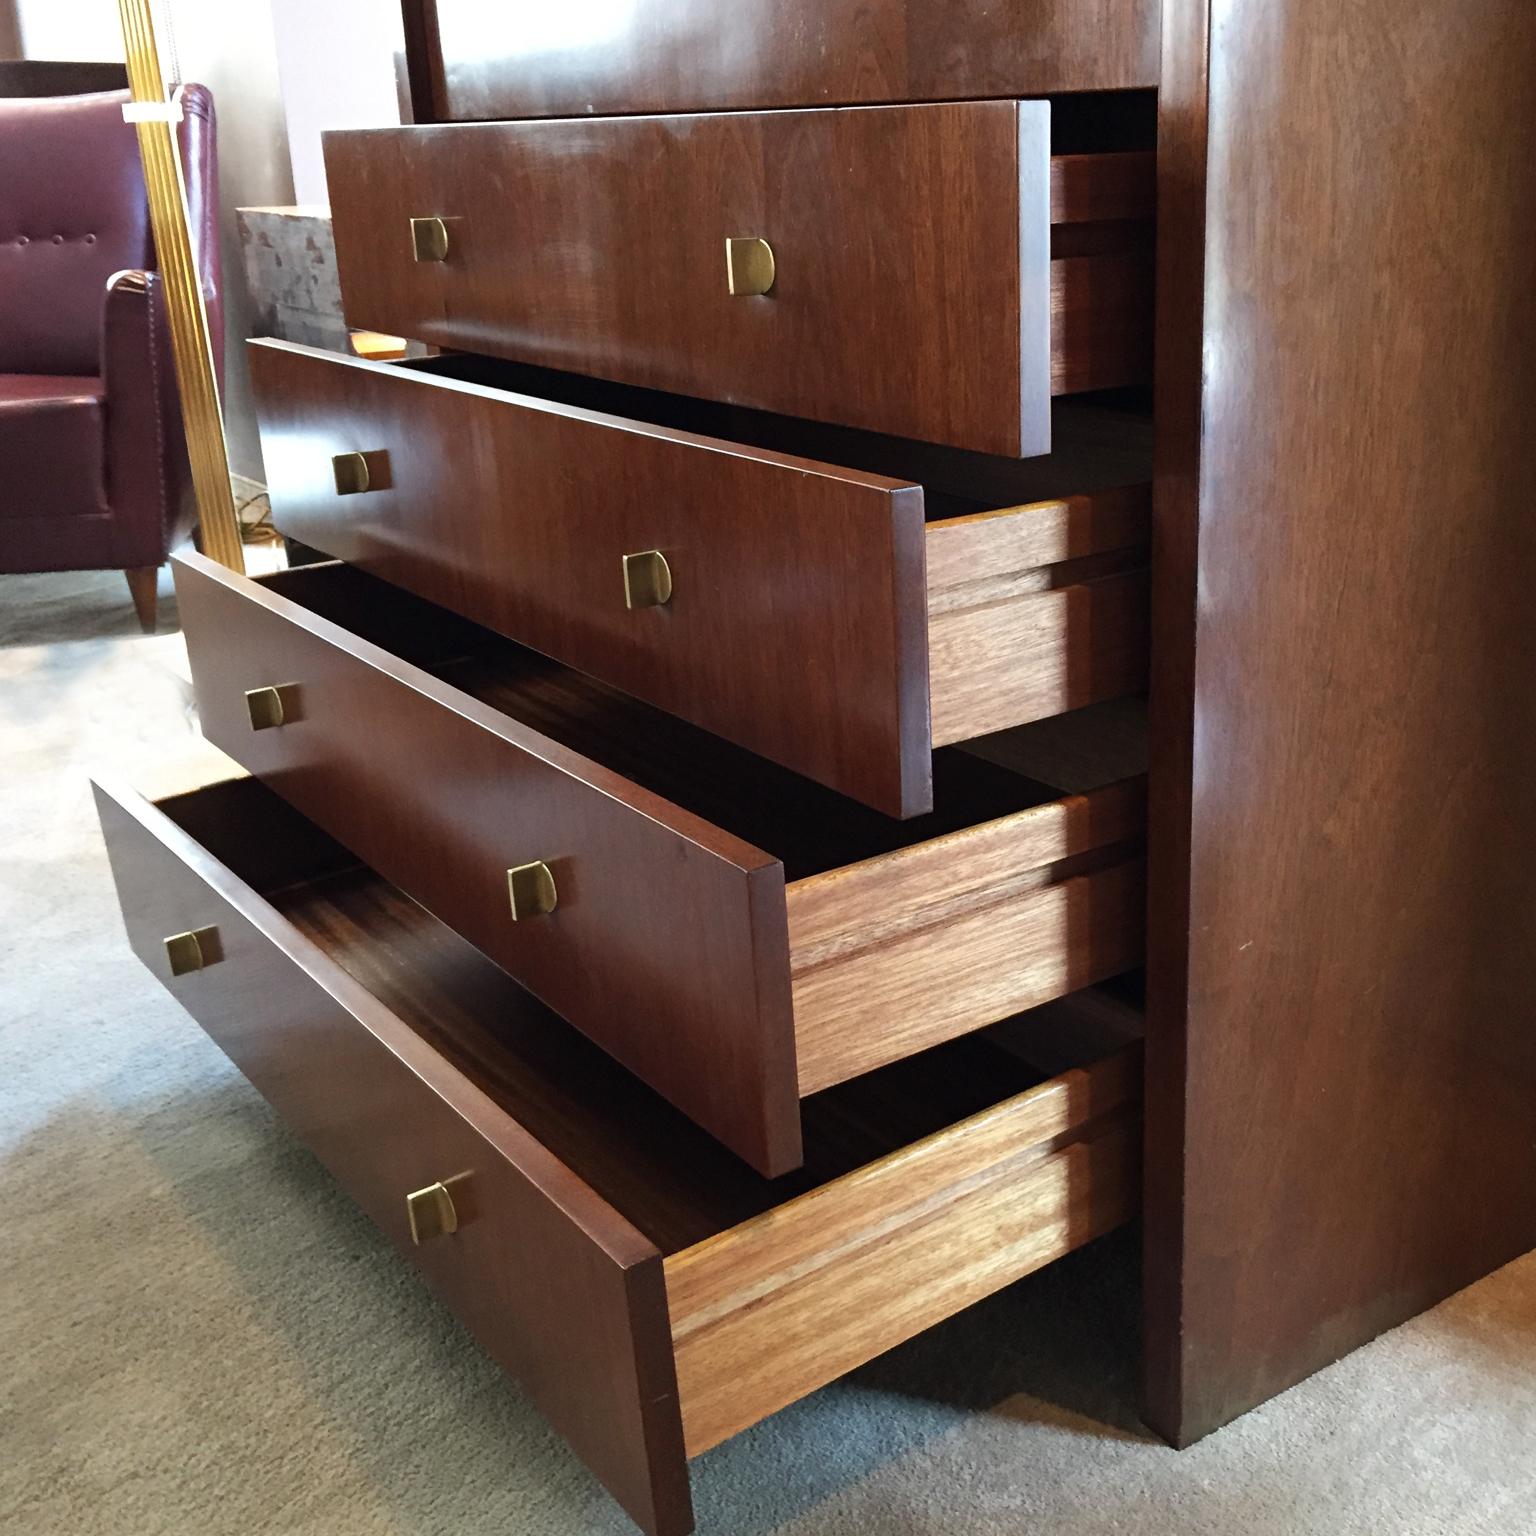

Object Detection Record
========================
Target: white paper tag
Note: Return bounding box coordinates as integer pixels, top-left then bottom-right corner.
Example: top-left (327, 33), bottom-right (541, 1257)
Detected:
top-left (122, 100), bottom-right (184, 125)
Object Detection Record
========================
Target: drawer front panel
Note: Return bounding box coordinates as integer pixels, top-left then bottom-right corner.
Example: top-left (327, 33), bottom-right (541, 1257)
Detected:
top-left (326, 102), bottom-right (1055, 456)
top-left (249, 340), bottom-right (933, 818)
top-left (92, 776), bottom-right (691, 1536)
top-left (171, 554), bottom-right (801, 1178)
top-left (408, 0), bottom-right (1160, 120)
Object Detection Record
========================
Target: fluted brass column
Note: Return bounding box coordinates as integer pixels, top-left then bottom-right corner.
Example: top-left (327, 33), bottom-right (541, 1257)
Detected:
top-left (117, 0), bottom-right (243, 572)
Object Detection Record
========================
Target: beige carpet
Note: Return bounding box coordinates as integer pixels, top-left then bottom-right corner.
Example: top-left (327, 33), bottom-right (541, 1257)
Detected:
top-left (2, 566), bottom-right (1533, 1536)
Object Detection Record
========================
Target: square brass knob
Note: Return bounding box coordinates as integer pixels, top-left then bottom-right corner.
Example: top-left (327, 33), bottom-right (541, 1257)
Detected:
top-left (163, 925), bottom-right (222, 977)
top-left (245, 684), bottom-right (301, 731)
top-left (622, 550), bottom-right (673, 610)
top-left (332, 450), bottom-right (393, 496)
top-left (410, 215), bottom-right (451, 263)
top-left (507, 861), bottom-right (558, 921)
top-left (406, 1181), bottom-right (459, 1245)
top-left (726, 236), bottom-right (776, 296)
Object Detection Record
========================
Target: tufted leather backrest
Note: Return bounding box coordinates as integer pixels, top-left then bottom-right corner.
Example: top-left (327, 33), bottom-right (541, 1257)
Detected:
top-left (0, 84), bottom-right (220, 376)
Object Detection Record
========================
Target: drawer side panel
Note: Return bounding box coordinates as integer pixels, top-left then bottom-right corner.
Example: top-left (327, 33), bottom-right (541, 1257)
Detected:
top-left (666, 1051), bottom-right (1141, 1454)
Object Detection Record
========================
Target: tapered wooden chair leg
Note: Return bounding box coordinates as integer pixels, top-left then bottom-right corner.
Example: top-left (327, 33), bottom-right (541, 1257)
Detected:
top-left (125, 566), bottom-right (159, 633)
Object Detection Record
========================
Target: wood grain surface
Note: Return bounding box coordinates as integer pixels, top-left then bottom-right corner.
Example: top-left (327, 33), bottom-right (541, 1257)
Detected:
top-left (92, 774), bottom-right (693, 1536)
top-left (792, 856), bottom-right (1145, 1093)
top-left (925, 487), bottom-right (1150, 742)
top-left (171, 552), bottom-right (801, 1176)
top-left (251, 341), bottom-right (1149, 814)
top-left (395, 351), bottom-right (1156, 512)
top-left (402, 0), bottom-right (1159, 120)
top-left (668, 1052), bottom-right (1140, 1453)
top-left (789, 780), bottom-right (1145, 1091)
top-left (325, 108), bottom-right (1152, 455)
top-left (259, 822), bottom-right (1120, 1254)
top-left (928, 565), bottom-right (1149, 746)
top-left (173, 555), bottom-right (1133, 1171)
top-left (1144, 0), bottom-right (1536, 1445)
top-left (1050, 151), bottom-right (1158, 226)
top-left (249, 340), bottom-right (927, 816)
top-left (101, 769), bottom-right (1143, 1516)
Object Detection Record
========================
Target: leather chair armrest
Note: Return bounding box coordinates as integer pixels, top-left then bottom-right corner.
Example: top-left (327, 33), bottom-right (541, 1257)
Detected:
top-left (100, 269), bottom-right (200, 567)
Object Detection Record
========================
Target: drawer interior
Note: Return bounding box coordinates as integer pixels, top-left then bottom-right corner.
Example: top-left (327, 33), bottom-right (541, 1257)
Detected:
top-left (252, 336), bottom-right (1147, 816)
top-left (256, 561), bottom-right (1130, 885)
top-left (403, 350), bottom-right (1154, 525)
top-left (160, 773), bottom-right (1141, 1453)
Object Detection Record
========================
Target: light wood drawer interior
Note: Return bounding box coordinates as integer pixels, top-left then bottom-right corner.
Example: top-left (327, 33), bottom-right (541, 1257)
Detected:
top-left (286, 342), bottom-right (1149, 817)
top-left (114, 768), bottom-right (1140, 1524)
top-left (179, 555), bottom-right (1145, 1172)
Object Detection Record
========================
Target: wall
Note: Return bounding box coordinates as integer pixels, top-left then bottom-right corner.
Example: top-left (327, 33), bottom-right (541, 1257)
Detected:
top-left (13, 0), bottom-right (119, 59)
top-left (159, 0), bottom-right (292, 482)
top-left (270, 0), bottom-right (402, 207)
top-left (12, 0), bottom-right (293, 482)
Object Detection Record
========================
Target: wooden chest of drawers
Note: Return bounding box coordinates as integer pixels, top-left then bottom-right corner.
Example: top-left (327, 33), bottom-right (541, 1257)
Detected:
top-left (96, 0), bottom-right (1536, 1532)
top-left (103, 47), bottom-right (1158, 1518)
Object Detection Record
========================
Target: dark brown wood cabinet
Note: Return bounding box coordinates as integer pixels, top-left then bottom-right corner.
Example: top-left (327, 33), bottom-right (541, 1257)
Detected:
top-left (93, 3), bottom-right (1536, 1532)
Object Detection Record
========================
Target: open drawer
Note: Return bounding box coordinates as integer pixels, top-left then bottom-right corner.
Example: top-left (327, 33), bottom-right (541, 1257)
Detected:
top-left (95, 769), bottom-right (1141, 1536)
top-left (172, 553), bottom-right (1145, 1176)
top-left (249, 339), bottom-right (1150, 818)
top-left (323, 103), bottom-right (1153, 457)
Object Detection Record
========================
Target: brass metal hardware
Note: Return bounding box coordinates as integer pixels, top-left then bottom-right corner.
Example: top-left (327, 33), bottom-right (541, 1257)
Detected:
top-left (163, 925), bottom-right (222, 977)
top-left (726, 236), bottom-right (776, 296)
top-left (410, 215), bottom-right (451, 263)
top-left (622, 549), bottom-right (674, 609)
top-left (507, 861), bottom-right (558, 921)
top-left (406, 1180), bottom-right (460, 1245)
top-left (119, 1), bottom-right (244, 574)
top-left (333, 451), bottom-right (375, 495)
top-left (245, 684), bottom-right (301, 731)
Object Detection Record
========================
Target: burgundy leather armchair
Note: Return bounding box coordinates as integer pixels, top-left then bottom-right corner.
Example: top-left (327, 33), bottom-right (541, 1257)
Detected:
top-left (0, 85), bottom-right (222, 631)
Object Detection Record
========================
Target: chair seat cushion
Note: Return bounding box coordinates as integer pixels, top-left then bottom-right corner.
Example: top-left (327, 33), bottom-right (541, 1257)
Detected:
top-left (0, 373), bottom-right (106, 524)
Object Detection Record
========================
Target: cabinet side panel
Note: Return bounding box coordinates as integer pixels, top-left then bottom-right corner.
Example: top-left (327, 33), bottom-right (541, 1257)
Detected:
top-left (1150, 0), bottom-right (1536, 1442)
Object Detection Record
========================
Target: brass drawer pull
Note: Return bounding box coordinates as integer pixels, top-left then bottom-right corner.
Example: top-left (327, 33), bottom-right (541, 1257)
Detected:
top-left (726, 236), bottom-right (775, 297)
top-left (405, 1180), bottom-right (460, 1244)
top-left (332, 450), bottom-right (389, 496)
top-left (410, 215), bottom-right (452, 263)
top-left (622, 549), bottom-right (673, 609)
top-left (244, 684), bottom-right (302, 731)
top-left (507, 860), bottom-right (558, 921)
top-left (163, 925), bottom-right (222, 977)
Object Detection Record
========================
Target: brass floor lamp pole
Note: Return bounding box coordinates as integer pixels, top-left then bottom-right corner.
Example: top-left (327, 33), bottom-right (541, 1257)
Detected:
top-left (117, 0), bottom-right (244, 573)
